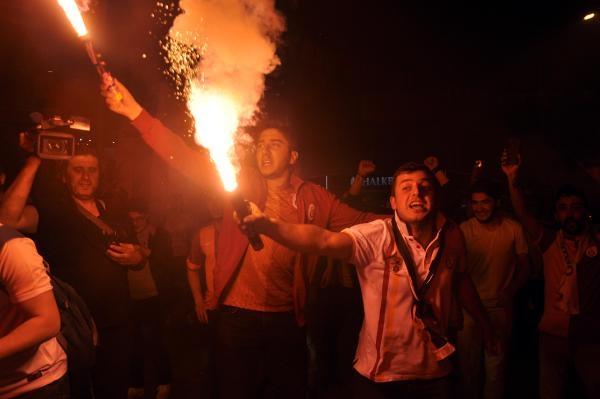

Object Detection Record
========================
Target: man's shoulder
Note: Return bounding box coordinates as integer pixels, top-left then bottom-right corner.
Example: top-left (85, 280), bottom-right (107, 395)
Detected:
top-left (344, 218), bottom-right (390, 236)
top-left (500, 216), bottom-right (524, 231)
top-left (459, 217), bottom-right (475, 230)
top-left (299, 180), bottom-right (332, 198)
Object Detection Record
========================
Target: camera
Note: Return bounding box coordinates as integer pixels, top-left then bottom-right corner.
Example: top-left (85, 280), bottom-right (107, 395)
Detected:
top-left (28, 113), bottom-right (92, 160)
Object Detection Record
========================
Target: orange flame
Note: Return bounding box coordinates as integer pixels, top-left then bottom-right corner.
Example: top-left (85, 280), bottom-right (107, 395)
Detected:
top-left (189, 82), bottom-right (241, 192)
top-left (57, 0), bottom-right (88, 37)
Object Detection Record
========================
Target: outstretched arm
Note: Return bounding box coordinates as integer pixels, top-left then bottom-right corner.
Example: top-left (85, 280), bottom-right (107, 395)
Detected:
top-left (100, 75), bottom-right (219, 191)
top-left (240, 203), bottom-right (354, 260)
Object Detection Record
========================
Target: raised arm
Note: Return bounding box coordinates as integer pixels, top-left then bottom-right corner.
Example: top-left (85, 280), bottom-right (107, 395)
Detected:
top-left (100, 75), bottom-right (219, 191)
top-left (0, 155), bottom-right (40, 233)
top-left (501, 153), bottom-right (543, 240)
top-left (240, 203), bottom-right (354, 260)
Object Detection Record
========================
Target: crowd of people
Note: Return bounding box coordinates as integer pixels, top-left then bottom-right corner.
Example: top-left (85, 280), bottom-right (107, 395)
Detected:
top-left (0, 74), bottom-right (598, 399)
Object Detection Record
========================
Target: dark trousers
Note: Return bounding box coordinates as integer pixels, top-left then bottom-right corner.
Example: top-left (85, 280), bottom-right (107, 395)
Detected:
top-left (14, 374), bottom-right (69, 399)
top-left (130, 296), bottom-right (172, 396)
top-left (92, 324), bottom-right (132, 399)
top-left (351, 371), bottom-right (452, 399)
top-left (539, 333), bottom-right (600, 399)
top-left (306, 285), bottom-right (363, 399)
top-left (215, 306), bottom-right (307, 399)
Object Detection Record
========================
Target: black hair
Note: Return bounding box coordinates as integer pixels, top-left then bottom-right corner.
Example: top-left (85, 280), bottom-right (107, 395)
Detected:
top-left (59, 148), bottom-right (101, 177)
top-left (391, 162), bottom-right (440, 195)
top-left (554, 185), bottom-right (588, 209)
top-left (469, 178), bottom-right (501, 200)
top-left (248, 117), bottom-right (298, 151)
top-left (127, 198), bottom-right (149, 214)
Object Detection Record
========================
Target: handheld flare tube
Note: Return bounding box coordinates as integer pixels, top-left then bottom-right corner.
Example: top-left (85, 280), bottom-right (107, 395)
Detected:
top-left (83, 40), bottom-right (123, 101)
top-left (231, 192), bottom-right (264, 251)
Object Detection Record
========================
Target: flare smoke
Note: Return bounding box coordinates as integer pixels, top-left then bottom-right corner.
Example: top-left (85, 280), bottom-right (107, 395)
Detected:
top-left (168, 0), bottom-right (285, 126)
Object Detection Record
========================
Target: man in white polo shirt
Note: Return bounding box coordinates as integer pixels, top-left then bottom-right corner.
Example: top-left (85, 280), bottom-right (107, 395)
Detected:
top-left (0, 224), bottom-right (68, 399)
top-left (240, 162), bottom-right (498, 398)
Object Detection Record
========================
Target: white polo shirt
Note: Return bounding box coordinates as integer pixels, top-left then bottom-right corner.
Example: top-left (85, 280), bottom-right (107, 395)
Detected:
top-left (343, 214), bottom-right (464, 382)
top-left (0, 231), bottom-right (67, 399)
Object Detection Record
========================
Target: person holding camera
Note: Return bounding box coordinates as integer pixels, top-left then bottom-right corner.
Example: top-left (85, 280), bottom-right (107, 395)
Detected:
top-left (238, 161), bottom-right (499, 399)
top-left (0, 142), bottom-right (147, 399)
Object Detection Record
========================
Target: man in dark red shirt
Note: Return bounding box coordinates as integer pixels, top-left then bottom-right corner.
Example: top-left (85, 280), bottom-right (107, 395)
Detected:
top-left (101, 77), bottom-right (381, 398)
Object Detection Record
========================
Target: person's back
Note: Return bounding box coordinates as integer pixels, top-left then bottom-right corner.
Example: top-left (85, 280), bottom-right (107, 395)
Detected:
top-left (0, 225), bottom-right (68, 399)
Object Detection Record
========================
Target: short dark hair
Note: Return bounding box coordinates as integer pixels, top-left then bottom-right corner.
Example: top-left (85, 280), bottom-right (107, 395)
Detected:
top-left (391, 162), bottom-right (440, 195)
top-left (60, 149), bottom-right (101, 177)
top-left (469, 178), bottom-right (500, 200)
top-left (554, 185), bottom-right (588, 209)
top-left (127, 198), bottom-right (149, 214)
top-left (249, 117), bottom-right (298, 151)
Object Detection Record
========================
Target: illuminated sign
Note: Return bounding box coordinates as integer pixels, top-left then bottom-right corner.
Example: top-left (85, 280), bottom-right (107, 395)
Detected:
top-left (350, 176), bottom-right (394, 187)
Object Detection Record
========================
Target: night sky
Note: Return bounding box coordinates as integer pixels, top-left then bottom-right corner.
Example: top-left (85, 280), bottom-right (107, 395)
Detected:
top-left (1, 1), bottom-right (599, 215)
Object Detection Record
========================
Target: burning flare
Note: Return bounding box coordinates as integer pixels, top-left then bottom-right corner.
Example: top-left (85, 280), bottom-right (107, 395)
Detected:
top-left (57, 0), bottom-right (88, 37)
top-left (189, 83), bottom-right (240, 192)
top-left (166, 0), bottom-right (284, 192)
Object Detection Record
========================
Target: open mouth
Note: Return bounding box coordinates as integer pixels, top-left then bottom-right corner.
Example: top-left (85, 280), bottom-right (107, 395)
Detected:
top-left (409, 201), bottom-right (426, 211)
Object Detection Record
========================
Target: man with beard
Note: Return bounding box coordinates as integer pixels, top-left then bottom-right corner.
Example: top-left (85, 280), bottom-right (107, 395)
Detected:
top-left (502, 156), bottom-right (600, 399)
top-left (238, 162), bottom-right (499, 399)
top-left (457, 179), bottom-right (530, 399)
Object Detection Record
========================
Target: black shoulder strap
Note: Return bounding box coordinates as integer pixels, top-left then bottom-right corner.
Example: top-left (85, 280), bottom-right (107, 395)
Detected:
top-left (390, 217), bottom-right (446, 301)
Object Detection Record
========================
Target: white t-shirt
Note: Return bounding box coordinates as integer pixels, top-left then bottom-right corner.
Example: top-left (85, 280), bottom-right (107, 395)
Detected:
top-left (460, 217), bottom-right (528, 306)
top-left (0, 232), bottom-right (67, 399)
top-left (343, 214), bottom-right (462, 382)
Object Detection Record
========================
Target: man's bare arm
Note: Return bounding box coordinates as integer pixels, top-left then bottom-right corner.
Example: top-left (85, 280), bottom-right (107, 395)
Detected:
top-left (0, 291), bottom-right (60, 359)
top-left (241, 205), bottom-right (354, 260)
top-left (0, 156), bottom-right (40, 233)
top-left (501, 155), bottom-right (543, 240)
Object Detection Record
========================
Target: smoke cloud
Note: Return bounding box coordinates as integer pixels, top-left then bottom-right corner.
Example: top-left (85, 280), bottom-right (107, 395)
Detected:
top-left (168, 0), bottom-right (285, 125)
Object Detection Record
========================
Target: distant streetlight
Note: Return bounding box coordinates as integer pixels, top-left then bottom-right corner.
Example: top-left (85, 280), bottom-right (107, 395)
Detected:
top-left (583, 13), bottom-right (595, 21)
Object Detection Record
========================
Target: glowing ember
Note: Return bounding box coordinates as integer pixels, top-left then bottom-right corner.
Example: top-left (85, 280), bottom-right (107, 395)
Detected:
top-left (189, 82), bottom-right (240, 192)
top-left (57, 0), bottom-right (88, 37)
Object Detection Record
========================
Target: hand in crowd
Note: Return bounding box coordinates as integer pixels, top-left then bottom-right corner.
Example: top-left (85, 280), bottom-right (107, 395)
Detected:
top-left (500, 149), bottom-right (521, 180)
top-left (357, 160), bottom-right (376, 178)
top-left (100, 73), bottom-right (143, 121)
top-left (423, 156), bottom-right (439, 171)
top-left (106, 243), bottom-right (145, 266)
top-left (18, 131), bottom-right (36, 153)
top-left (194, 302), bottom-right (209, 324)
top-left (234, 201), bottom-right (271, 236)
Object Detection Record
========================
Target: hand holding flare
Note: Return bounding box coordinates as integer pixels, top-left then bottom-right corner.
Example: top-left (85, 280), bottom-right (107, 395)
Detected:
top-left (100, 74), bottom-right (142, 121)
